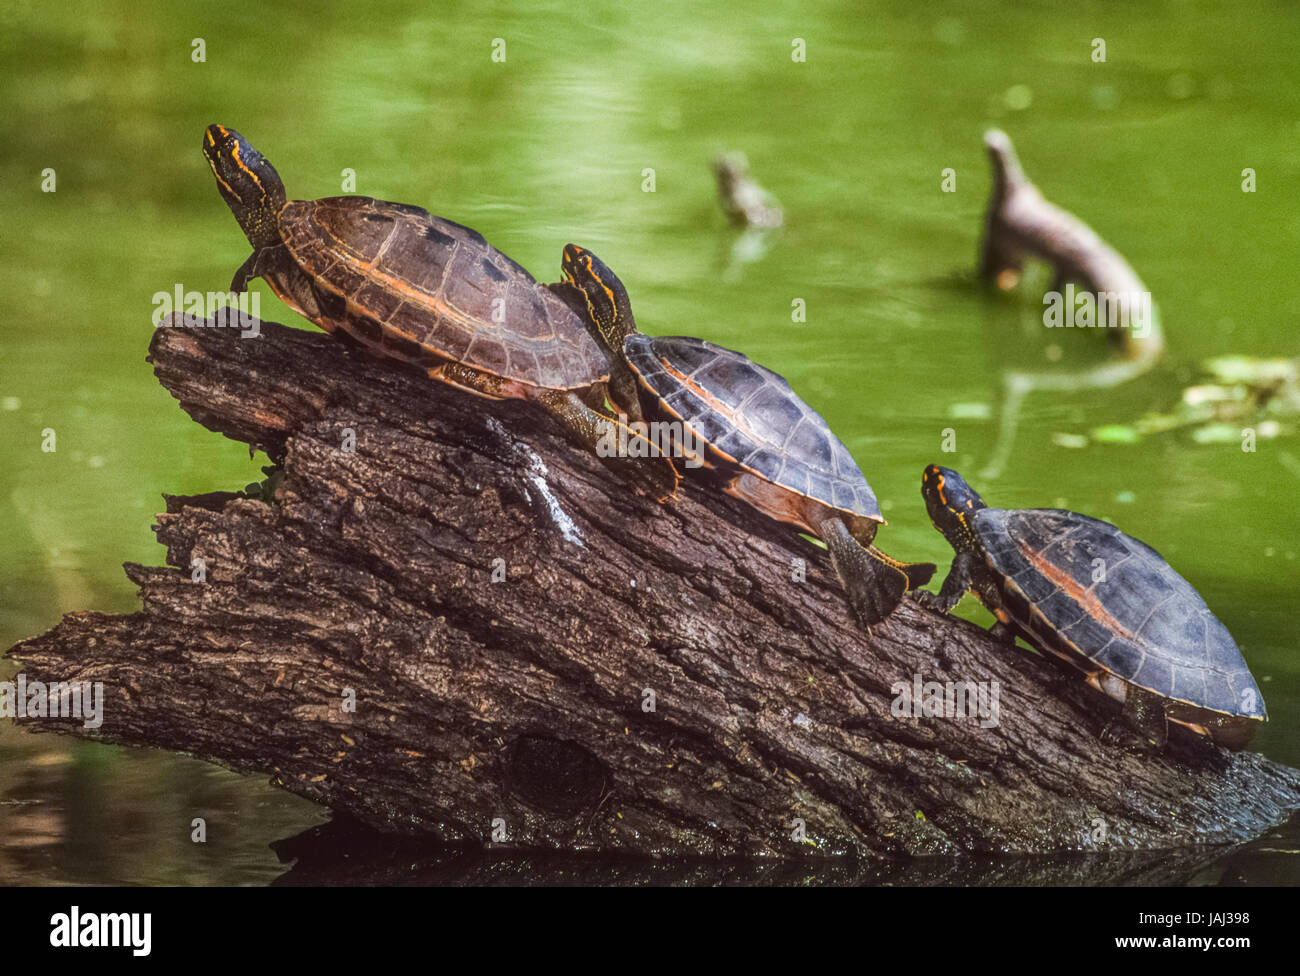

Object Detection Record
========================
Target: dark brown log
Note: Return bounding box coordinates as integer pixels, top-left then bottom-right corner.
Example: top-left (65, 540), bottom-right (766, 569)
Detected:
top-left (6, 313), bottom-right (1298, 859)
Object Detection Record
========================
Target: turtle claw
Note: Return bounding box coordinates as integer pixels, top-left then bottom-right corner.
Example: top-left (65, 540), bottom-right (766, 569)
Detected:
top-left (914, 589), bottom-right (946, 613)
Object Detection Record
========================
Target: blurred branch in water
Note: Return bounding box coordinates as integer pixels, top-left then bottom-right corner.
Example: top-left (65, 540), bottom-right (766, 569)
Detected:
top-left (713, 151), bottom-right (782, 281)
top-left (7, 315), bottom-right (1299, 860)
top-left (714, 151), bottom-right (784, 230)
top-left (976, 130), bottom-right (1164, 479)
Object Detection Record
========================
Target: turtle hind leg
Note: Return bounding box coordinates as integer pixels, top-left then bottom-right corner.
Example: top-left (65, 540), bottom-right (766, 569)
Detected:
top-left (820, 520), bottom-right (935, 628)
top-left (1101, 686), bottom-right (1168, 753)
top-left (534, 389), bottom-right (679, 502)
top-left (878, 548), bottom-right (937, 591)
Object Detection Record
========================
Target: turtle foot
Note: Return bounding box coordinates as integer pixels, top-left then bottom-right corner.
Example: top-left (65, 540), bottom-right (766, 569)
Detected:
top-left (1100, 686), bottom-right (1170, 754)
top-left (626, 456), bottom-right (680, 505)
top-left (914, 589), bottom-right (948, 613)
top-left (819, 523), bottom-right (910, 629)
top-left (1099, 721), bottom-right (1161, 755)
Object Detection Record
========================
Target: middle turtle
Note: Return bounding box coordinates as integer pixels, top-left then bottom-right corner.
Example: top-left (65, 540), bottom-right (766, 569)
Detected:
top-left (555, 244), bottom-right (936, 626)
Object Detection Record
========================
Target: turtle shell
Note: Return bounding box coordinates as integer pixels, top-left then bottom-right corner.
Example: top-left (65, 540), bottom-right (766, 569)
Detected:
top-left (278, 197), bottom-right (607, 390)
top-left (973, 507), bottom-right (1265, 719)
top-left (623, 333), bottom-right (881, 521)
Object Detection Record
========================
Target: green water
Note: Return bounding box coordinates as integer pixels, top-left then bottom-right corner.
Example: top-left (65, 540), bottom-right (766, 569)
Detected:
top-left (1, 1), bottom-right (1297, 884)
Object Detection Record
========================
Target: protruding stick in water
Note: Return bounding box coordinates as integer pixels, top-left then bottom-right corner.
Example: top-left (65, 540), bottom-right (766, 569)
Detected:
top-left (980, 129), bottom-right (1163, 363)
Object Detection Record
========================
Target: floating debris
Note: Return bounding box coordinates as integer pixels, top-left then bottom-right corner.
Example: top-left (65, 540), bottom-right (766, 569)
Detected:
top-left (1090, 424), bottom-right (1141, 444)
top-left (948, 402), bottom-right (993, 420)
top-left (1050, 432), bottom-right (1089, 450)
top-left (1049, 356), bottom-right (1298, 449)
top-left (974, 131), bottom-right (1163, 479)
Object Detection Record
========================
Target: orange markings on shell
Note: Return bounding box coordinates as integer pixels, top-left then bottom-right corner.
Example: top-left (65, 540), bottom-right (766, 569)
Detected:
top-left (278, 197), bottom-right (608, 391)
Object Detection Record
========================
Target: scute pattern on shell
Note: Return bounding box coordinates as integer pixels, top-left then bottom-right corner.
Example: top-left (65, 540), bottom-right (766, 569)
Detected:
top-left (973, 507), bottom-right (1265, 717)
top-left (278, 197), bottom-right (608, 389)
top-left (624, 333), bottom-right (881, 520)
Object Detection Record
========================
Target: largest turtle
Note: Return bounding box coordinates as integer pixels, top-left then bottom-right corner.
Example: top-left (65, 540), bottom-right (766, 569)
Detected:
top-left (554, 244), bottom-right (936, 626)
top-left (201, 124), bottom-right (674, 496)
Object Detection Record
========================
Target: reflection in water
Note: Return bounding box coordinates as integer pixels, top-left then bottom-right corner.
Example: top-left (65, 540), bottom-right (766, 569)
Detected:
top-left (720, 226), bottom-right (779, 283)
top-left (269, 815), bottom-right (1300, 886)
top-left (981, 344), bottom-right (1161, 482)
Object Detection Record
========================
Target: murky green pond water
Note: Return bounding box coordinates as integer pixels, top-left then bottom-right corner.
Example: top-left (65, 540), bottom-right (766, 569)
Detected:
top-left (1, 2), bottom-right (1297, 884)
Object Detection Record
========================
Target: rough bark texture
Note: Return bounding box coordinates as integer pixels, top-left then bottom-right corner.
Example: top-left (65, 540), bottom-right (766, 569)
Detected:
top-left (7, 314), bottom-right (1299, 860)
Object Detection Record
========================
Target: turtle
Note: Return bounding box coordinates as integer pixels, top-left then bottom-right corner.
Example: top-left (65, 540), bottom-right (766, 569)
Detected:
top-left (201, 124), bottom-right (675, 497)
top-left (917, 464), bottom-right (1267, 750)
top-left (553, 244), bottom-right (937, 627)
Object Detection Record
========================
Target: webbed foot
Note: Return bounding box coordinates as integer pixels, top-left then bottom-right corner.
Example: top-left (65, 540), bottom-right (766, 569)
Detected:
top-left (821, 521), bottom-right (935, 628)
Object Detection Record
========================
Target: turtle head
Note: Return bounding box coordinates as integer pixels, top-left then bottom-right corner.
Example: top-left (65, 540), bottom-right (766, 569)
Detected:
top-left (560, 244), bottom-right (637, 352)
top-left (922, 465), bottom-right (986, 551)
top-left (203, 124), bottom-right (287, 250)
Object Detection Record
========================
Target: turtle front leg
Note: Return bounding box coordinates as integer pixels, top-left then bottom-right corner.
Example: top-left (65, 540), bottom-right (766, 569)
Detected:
top-left (230, 251), bottom-right (262, 293)
top-left (229, 244), bottom-right (323, 325)
top-left (916, 552), bottom-right (976, 614)
top-left (545, 280), bottom-right (587, 319)
top-left (820, 520), bottom-right (936, 628)
top-left (534, 389), bottom-right (679, 502)
top-left (605, 365), bottom-right (646, 425)
top-left (230, 242), bottom-right (293, 293)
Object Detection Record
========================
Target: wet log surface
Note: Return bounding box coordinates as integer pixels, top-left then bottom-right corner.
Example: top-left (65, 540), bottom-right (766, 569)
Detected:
top-left (7, 313), bottom-right (1299, 860)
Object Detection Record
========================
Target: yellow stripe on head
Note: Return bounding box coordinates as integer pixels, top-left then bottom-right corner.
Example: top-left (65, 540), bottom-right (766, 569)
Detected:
top-left (205, 154), bottom-right (236, 196)
top-left (229, 139), bottom-right (265, 194)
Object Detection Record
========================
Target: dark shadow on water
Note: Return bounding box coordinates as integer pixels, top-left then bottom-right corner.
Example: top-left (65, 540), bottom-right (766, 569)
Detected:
top-left (268, 814), bottom-right (1300, 887)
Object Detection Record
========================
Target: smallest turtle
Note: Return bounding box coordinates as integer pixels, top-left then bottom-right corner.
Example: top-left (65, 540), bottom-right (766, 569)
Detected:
top-left (918, 465), bottom-right (1266, 750)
